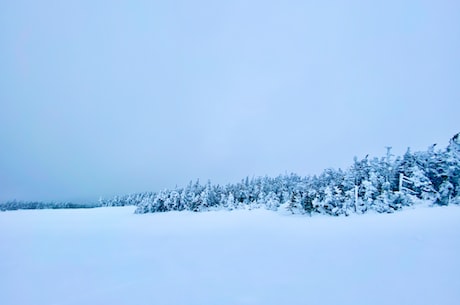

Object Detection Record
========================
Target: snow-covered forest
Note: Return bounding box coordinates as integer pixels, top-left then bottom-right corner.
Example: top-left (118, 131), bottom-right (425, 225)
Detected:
top-left (98, 133), bottom-right (460, 215)
top-left (2, 133), bottom-right (458, 213)
top-left (0, 201), bottom-right (99, 211)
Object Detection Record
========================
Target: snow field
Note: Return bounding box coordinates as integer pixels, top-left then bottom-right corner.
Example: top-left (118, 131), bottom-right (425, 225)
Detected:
top-left (1, 206), bottom-right (459, 305)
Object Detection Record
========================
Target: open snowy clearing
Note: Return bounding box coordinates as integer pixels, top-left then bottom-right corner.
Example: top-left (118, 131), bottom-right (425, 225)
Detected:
top-left (1, 206), bottom-right (460, 305)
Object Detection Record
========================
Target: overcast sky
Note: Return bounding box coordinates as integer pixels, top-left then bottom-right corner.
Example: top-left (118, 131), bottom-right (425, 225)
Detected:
top-left (1, 0), bottom-right (459, 203)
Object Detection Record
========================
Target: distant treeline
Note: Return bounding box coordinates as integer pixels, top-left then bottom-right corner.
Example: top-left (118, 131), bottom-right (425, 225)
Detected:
top-left (101, 133), bottom-right (460, 216)
top-left (3, 133), bottom-right (459, 214)
top-left (0, 200), bottom-right (101, 212)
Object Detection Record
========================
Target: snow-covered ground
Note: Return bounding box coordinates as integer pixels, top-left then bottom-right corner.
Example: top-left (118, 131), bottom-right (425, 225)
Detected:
top-left (1, 206), bottom-right (459, 305)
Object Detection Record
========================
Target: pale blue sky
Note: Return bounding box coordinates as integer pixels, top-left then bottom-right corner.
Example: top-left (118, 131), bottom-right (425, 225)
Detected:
top-left (1, 0), bottom-right (459, 202)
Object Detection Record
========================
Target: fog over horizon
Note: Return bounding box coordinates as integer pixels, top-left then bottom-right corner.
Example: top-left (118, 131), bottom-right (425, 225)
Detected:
top-left (1, 1), bottom-right (459, 203)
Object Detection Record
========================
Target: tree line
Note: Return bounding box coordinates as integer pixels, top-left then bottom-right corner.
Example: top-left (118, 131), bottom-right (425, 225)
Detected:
top-left (0, 200), bottom-right (100, 211)
top-left (3, 133), bottom-right (458, 214)
top-left (100, 133), bottom-right (460, 215)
